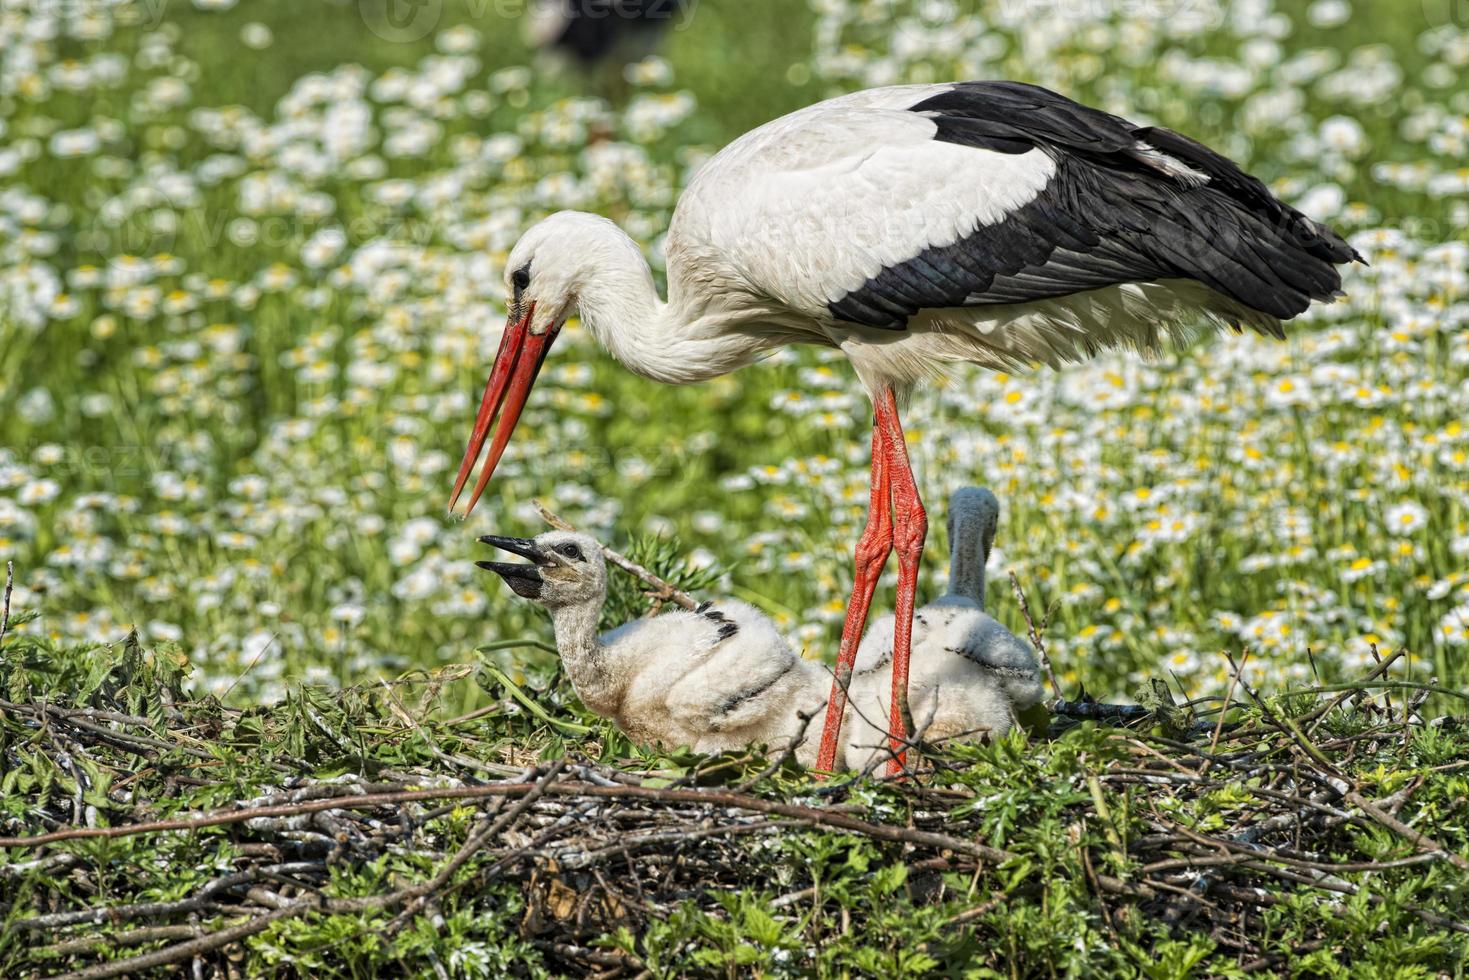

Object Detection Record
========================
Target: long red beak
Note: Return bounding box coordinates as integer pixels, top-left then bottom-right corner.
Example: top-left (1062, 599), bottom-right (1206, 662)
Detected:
top-left (448, 302), bottom-right (561, 517)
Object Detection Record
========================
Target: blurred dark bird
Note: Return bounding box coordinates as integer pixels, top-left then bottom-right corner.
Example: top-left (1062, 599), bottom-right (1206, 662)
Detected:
top-left (449, 80), bottom-right (1362, 775)
top-left (529, 0), bottom-right (686, 71)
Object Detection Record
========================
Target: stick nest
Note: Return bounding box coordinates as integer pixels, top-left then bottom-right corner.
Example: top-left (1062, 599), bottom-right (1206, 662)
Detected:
top-left (1, 609), bottom-right (1466, 976)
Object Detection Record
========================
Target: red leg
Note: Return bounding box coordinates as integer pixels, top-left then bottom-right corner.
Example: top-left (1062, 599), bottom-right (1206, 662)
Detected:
top-left (875, 390), bottom-right (927, 775)
top-left (814, 415), bottom-right (893, 772)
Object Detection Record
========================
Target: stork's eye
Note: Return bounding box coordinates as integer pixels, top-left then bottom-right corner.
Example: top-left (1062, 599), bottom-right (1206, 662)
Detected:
top-left (556, 543), bottom-right (584, 562)
top-left (511, 265), bottom-right (530, 293)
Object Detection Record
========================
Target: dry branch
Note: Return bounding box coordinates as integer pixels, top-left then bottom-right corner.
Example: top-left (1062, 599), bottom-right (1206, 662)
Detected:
top-left (0, 779), bottom-right (1014, 863)
top-left (1008, 570), bottom-right (1062, 699)
top-left (533, 499), bottom-right (699, 610)
top-left (50, 901), bottom-right (318, 980)
top-left (1, 560), bottom-right (12, 643)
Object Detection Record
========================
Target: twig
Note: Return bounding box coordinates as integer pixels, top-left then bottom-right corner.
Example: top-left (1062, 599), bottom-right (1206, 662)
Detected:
top-left (1343, 789), bottom-right (1469, 872)
top-left (554, 818), bottom-right (798, 870)
top-left (1, 560), bottom-right (12, 643)
top-left (479, 664), bottom-right (594, 735)
top-left (1227, 654), bottom-right (1342, 779)
top-left (33, 924), bottom-right (205, 958)
top-left (1205, 649), bottom-right (1248, 768)
top-left (1302, 647), bottom-right (1405, 733)
top-left (0, 779), bottom-right (1015, 863)
top-left (1085, 768), bottom-right (1126, 863)
top-left (1008, 571), bottom-right (1062, 699)
top-left (1048, 700), bottom-right (1151, 723)
top-left (1230, 665), bottom-right (1469, 872)
top-left (0, 699), bottom-right (218, 763)
top-left (530, 940), bottom-right (644, 972)
top-left (1144, 848), bottom-right (1443, 875)
top-left (13, 865), bottom-right (324, 932)
top-left (49, 899), bottom-right (319, 980)
top-left (1155, 815), bottom-right (1468, 932)
top-left (1292, 679), bottom-right (1468, 705)
top-left (944, 890), bottom-right (1010, 928)
top-left (734, 706), bottom-right (819, 792)
top-left (220, 631), bottom-right (278, 701)
top-left (385, 760), bottom-right (566, 933)
top-left (533, 500), bottom-right (698, 610)
top-left (378, 679), bottom-right (515, 776)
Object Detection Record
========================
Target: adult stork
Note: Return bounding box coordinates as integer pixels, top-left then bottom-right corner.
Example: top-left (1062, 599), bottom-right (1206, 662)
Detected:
top-left (448, 80), bottom-right (1359, 774)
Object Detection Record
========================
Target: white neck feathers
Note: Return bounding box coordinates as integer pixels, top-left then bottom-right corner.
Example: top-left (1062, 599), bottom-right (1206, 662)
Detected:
top-left (559, 216), bottom-right (776, 385)
top-left (945, 488), bottom-right (999, 606)
top-left (547, 600), bottom-right (621, 715)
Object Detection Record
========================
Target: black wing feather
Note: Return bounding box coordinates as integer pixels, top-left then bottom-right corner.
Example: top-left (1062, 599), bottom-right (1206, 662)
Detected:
top-left (829, 81), bottom-right (1361, 331)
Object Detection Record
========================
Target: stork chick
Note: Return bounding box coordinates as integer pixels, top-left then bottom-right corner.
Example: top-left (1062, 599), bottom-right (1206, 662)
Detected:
top-left (843, 488), bottom-right (1044, 771)
top-left (478, 531), bottom-right (830, 765)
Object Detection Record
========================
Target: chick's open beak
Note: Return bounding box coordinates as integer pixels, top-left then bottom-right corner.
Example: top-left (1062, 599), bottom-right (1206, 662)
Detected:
top-left (448, 303), bottom-right (562, 518)
top-left (476, 534), bottom-right (551, 599)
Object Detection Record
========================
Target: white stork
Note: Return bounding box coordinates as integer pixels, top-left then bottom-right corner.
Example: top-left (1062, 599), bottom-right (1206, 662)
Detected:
top-left (449, 80), bottom-right (1360, 775)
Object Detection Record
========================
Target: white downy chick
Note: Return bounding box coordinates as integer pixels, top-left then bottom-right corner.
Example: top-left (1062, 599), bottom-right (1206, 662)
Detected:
top-left (844, 487), bottom-right (1044, 770)
top-left (479, 531), bottom-right (830, 765)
